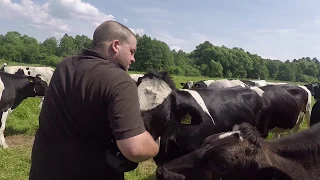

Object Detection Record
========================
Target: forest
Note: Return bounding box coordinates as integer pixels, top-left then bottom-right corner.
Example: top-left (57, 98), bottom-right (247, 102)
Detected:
top-left (0, 31), bottom-right (319, 83)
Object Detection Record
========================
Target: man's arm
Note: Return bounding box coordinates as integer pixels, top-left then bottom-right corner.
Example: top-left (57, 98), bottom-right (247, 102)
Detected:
top-left (116, 131), bottom-right (159, 163)
top-left (107, 74), bottom-right (159, 163)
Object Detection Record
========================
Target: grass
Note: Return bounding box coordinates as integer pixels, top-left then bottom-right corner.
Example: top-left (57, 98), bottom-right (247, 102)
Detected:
top-left (0, 62), bottom-right (314, 179)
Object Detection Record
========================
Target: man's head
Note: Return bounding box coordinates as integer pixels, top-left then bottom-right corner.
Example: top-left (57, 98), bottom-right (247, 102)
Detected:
top-left (92, 20), bottom-right (137, 71)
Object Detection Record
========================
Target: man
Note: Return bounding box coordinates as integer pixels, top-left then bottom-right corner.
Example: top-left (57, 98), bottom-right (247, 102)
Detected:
top-left (29, 20), bottom-right (159, 180)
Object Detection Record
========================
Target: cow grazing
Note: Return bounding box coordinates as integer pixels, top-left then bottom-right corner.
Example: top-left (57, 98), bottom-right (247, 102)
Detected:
top-left (207, 79), bottom-right (248, 89)
top-left (137, 71), bottom-right (263, 165)
top-left (181, 79), bottom-right (247, 89)
top-left (156, 122), bottom-right (320, 180)
top-left (180, 81), bottom-right (194, 89)
top-left (181, 80), bottom-right (215, 89)
top-left (0, 70), bottom-right (48, 148)
top-left (256, 84), bottom-right (310, 138)
top-left (1, 64), bottom-right (54, 108)
top-left (240, 79), bottom-right (256, 87)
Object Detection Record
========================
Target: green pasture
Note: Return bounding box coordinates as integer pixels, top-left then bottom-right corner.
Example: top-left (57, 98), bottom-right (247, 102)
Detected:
top-left (0, 61), bottom-right (314, 179)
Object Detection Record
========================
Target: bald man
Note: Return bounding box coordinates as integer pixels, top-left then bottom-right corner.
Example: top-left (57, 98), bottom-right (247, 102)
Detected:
top-left (29, 20), bottom-right (159, 180)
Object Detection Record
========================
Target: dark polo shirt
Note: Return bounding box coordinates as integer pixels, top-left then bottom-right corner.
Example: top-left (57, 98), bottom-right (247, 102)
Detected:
top-left (29, 49), bottom-right (145, 180)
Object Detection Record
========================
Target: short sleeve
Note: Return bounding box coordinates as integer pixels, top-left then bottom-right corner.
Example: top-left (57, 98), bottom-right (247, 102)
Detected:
top-left (107, 75), bottom-right (146, 140)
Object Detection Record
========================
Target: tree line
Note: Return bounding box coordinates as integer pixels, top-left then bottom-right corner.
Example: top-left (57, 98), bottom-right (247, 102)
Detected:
top-left (0, 31), bottom-right (319, 83)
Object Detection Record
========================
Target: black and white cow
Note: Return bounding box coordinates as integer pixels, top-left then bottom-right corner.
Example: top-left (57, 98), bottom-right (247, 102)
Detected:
top-left (1, 63), bottom-right (54, 108)
top-left (257, 84), bottom-right (310, 138)
top-left (0, 69), bottom-right (48, 148)
top-left (207, 79), bottom-right (248, 89)
top-left (181, 79), bottom-right (248, 89)
top-left (137, 71), bottom-right (263, 165)
top-left (156, 122), bottom-right (320, 180)
top-left (180, 80), bottom-right (215, 89)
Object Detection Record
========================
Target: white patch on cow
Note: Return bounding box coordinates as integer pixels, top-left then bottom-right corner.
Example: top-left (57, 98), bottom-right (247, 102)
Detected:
top-left (250, 87), bottom-right (264, 97)
top-left (298, 85), bottom-right (312, 126)
top-left (218, 131), bottom-right (243, 141)
top-left (203, 80), bottom-right (215, 87)
top-left (180, 89), bottom-right (215, 124)
top-left (137, 77), bottom-right (172, 111)
top-left (0, 109), bottom-right (10, 148)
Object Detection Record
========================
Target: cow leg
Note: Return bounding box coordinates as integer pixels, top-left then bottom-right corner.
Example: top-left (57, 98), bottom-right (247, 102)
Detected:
top-left (291, 111), bottom-right (305, 134)
top-left (0, 110), bottom-right (9, 148)
top-left (304, 110), bottom-right (311, 127)
top-left (39, 97), bottom-right (44, 108)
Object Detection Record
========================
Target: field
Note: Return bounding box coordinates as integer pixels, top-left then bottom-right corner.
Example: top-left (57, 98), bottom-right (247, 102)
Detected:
top-left (0, 61), bottom-right (314, 180)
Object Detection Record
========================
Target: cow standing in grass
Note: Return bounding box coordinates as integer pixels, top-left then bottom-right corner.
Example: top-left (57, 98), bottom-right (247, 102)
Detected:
top-left (136, 71), bottom-right (263, 165)
top-left (1, 63), bottom-right (54, 108)
top-left (0, 69), bottom-right (48, 148)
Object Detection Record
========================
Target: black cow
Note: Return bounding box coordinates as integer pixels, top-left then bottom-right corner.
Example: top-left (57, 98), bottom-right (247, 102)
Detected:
top-left (257, 84), bottom-right (310, 138)
top-left (137, 71), bottom-right (263, 165)
top-left (304, 82), bottom-right (320, 96)
top-left (156, 122), bottom-right (320, 180)
top-left (0, 69), bottom-right (48, 148)
top-left (310, 86), bottom-right (320, 126)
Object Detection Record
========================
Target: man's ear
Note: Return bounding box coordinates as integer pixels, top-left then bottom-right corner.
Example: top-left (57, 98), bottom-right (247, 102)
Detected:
top-left (111, 40), bottom-right (121, 53)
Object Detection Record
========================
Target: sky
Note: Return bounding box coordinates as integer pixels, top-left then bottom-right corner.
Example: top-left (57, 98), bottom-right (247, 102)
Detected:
top-left (1, 0), bottom-right (320, 61)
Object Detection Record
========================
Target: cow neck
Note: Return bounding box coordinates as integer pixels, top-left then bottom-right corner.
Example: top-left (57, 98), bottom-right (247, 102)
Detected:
top-left (12, 79), bottom-right (33, 109)
top-left (81, 49), bottom-right (126, 71)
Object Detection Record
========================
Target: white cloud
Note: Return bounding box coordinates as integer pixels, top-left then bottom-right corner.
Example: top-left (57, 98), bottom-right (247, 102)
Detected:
top-left (48, 0), bottom-right (114, 27)
top-left (170, 46), bottom-right (181, 51)
top-left (0, 0), bottom-right (70, 32)
top-left (0, 0), bottom-right (145, 42)
top-left (130, 28), bottom-right (145, 36)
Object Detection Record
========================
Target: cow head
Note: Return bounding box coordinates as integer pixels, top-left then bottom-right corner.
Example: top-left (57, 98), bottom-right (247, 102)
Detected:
top-left (27, 74), bottom-right (48, 96)
top-left (156, 122), bottom-right (294, 180)
top-left (180, 81), bottom-right (194, 89)
top-left (137, 71), bottom-right (205, 140)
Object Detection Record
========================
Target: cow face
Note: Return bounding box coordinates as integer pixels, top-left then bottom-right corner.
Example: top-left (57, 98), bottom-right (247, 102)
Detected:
top-left (157, 122), bottom-right (294, 180)
top-left (137, 71), bottom-right (205, 140)
top-left (27, 74), bottom-right (48, 96)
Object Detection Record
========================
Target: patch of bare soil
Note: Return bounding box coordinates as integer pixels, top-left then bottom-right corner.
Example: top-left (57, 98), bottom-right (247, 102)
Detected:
top-left (5, 135), bottom-right (34, 149)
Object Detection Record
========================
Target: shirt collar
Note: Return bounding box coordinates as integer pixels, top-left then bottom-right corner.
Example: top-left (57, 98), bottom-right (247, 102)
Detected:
top-left (81, 48), bottom-right (126, 71)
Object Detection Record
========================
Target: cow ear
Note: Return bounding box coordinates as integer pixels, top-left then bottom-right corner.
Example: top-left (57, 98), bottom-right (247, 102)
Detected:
top-left (180, 83), bottom-right (185, 86)
top-left (256, 167), bottom-right (293, 180)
